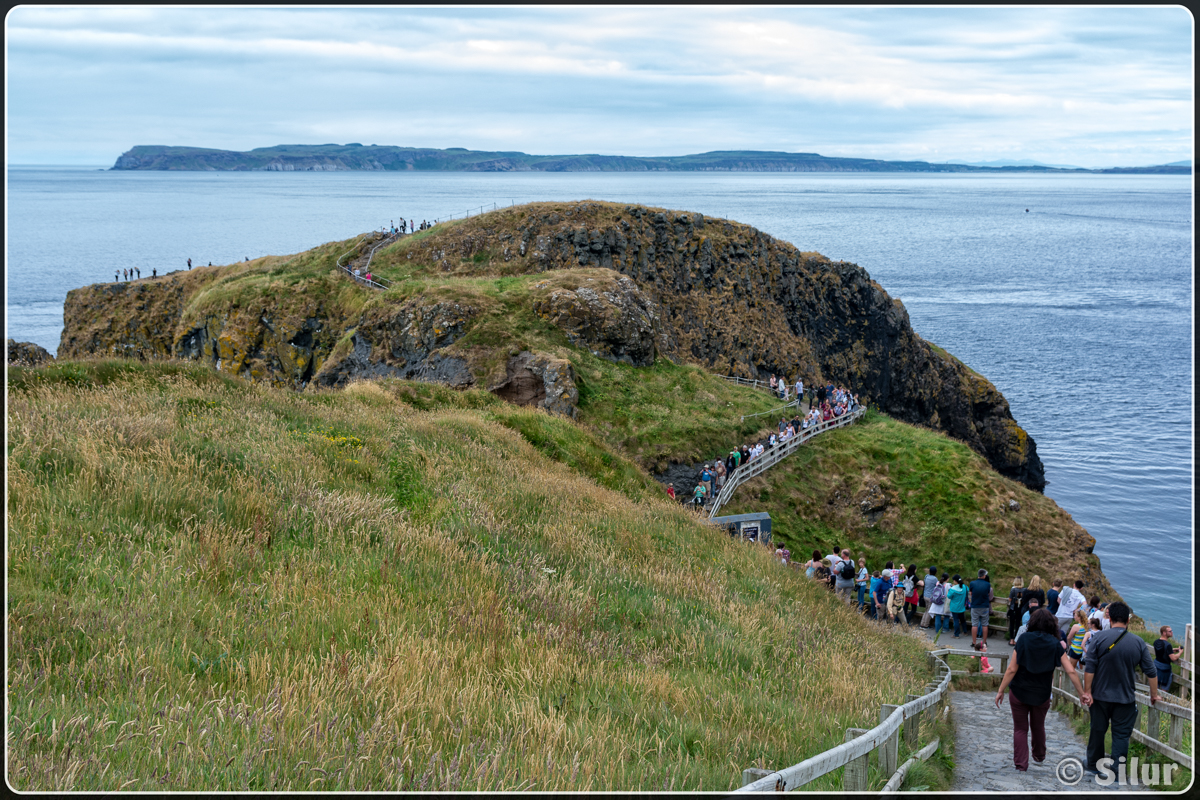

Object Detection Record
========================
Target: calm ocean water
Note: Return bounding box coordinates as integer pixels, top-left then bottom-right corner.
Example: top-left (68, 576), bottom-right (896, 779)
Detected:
top-left (5, 167), bottom-right (1193, 632)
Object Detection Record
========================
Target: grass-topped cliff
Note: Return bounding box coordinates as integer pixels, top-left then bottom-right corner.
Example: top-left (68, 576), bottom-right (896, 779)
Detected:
top-left (8, 359), bottom-right (947, 791)
top-left (59, 199), bottom-right (1046, 490)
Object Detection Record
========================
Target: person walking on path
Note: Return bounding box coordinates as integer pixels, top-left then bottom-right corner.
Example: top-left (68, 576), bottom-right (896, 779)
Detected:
top-left (855, 556), bottom-right (870, 611)
top-left (833, 548), bottom-right (855, 604)
top-left (886, 568), bottom-right (908, 627)
top-left (1055, 579), bottom-right (1086, 636)
top-left (969, 569), bottom-right (994, 646)
top-left (947, 574), bottom-right (968, 638)
top-left (803, 550), bottom-right (822, 580)
top-left (1082, 601), bottom-right (1159, 776)
top-left (1007, 577), bottom-right (1025, 645)
top-left (1020, 576), bottom-right (1046, 625)
top-left (928, 572), bottom-right (950, 640)
top-left (1047, 579), bottom-right (1061, 615)
top-left (1154, 626), bottom-right (1179, 692)
top-left (1065, 608), bottom-right (1090, 664)
top-left (994, 608), bottom-right (1088, 772)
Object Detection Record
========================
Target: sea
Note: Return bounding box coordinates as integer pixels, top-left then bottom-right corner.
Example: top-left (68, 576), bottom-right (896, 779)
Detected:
top-left (5, 167), bottom-right (1194, 634)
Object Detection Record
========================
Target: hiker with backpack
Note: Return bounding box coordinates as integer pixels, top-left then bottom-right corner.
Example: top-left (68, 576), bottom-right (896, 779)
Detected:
top-left (994, 608), bottom-right (1089, 773)
top-left (833, 548), bottom-right (856, 604)
top-left (928, 573), bottom-right (950, 638)
top-left (1055, 579), bottom-right (1086, 636)
top-left (920, 566), bottom-right (939, 627)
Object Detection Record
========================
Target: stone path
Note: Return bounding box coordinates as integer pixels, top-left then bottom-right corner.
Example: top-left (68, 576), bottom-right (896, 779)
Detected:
top-left (916, 619), bottom-right (1015, 658)
top-left (949, 691), bottom-right (1133, 792)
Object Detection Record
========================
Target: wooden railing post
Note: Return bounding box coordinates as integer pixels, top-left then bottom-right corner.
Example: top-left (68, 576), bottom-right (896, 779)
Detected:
top-left (880, 704), bottom-right (900, 777)
top-left (1168, 713), bottom-right (1184, 750)
top-left (905, 696), bottom-right (921, 748)
top-left (1145, 704), bottom-right (1161, 741)
top-left (741, 768), bottom-right (771, 787)
top-left (1182, 624), bottom-right (1193, 702)
top-left (843, 728), bottom-right (869, 791)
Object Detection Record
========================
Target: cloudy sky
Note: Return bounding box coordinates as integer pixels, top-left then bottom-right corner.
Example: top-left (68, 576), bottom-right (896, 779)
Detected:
top-left (5, 5), bottom-right (1193, 167)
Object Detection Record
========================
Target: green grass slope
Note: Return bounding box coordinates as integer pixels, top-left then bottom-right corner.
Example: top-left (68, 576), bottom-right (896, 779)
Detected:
top-left (717, 408), bottom-right (1121, 605)
top-left (7, 359), bottom-right (937, 792)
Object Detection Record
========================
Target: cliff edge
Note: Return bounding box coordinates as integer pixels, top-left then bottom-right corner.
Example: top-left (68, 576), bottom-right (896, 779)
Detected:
top-left (59, 200), bottom-right (1045, 491)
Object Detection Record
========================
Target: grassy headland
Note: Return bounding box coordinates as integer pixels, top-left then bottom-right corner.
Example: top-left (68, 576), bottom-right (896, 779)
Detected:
top-left (8, 359), bottom-right (938, 791)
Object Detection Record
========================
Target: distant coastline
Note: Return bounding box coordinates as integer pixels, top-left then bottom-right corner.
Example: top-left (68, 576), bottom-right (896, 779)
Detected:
top-left (110, 144), bottom-right (1192, 174)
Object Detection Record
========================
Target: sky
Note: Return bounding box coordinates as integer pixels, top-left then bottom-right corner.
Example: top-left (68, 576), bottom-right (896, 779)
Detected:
top-left (4, 5), bottom-right (1194, 168)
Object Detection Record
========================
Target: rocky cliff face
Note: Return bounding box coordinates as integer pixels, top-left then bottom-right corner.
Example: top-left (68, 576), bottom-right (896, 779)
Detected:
top-left (397, 202), bottom-right (1045, 490)
top-left (57, 201), bottom-right (1045, 491)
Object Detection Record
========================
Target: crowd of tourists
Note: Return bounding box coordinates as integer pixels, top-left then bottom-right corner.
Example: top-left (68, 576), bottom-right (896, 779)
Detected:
top-left (667, 378), bottom-right (861, 509)
top-left (776, 545), bottom-right (1184, 780)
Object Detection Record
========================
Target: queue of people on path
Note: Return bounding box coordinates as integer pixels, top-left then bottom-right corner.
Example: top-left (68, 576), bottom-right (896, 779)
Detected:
top-left (993, 601), bottom-right (1167, 780)
top-left (788, 547), bottom-right (1179, 779)
top-left (672, 382), bottom-right (862, 510)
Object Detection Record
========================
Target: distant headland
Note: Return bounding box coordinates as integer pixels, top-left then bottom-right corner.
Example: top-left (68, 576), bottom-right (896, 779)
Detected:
top-left (110, 144), bottom-right (1192, 174)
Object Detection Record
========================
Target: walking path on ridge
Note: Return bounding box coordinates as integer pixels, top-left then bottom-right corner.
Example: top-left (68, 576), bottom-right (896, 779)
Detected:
top-left (949, 691), bottom-right (1133, 793)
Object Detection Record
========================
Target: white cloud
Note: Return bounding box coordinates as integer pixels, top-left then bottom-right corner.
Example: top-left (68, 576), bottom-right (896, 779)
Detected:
top-left (3, 6), bottom-right (1192, 167)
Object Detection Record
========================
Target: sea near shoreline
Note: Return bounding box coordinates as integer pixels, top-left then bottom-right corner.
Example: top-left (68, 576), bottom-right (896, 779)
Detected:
top-left (5, 167), bottom-right (1193, 633)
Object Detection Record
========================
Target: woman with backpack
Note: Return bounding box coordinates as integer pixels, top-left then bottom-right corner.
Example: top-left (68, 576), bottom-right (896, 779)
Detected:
top-left (994, 608), bottom-right (1088, 772)
top-left (903, 564), bottom-right (923, 624)
top-left (1020, 575), bottom-right (1046, 626)
top-left (1007, 576), bottom-right (1025, 645)
top-left (928, 573), bottom-right (950, 638)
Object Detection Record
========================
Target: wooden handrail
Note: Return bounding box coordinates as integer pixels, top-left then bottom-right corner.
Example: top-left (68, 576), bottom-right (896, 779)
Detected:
top-left (1050, 669), bottom-right (1193, 771)
top-left (708, 406), bottom-right (865, 518)
top-left (736, 651), bottom-right (952, 792)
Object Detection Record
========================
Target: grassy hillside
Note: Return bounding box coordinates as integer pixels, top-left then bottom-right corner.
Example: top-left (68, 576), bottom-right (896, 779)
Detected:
top-left (717, 409), bottom-right (1120, 604)
top-left (7, 359), bottom-right (937, 792)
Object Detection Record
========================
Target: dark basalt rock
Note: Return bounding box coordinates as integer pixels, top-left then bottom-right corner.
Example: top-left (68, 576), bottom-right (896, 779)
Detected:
top-left (7, 339), bottom-right (54, 366)
top-left (490, 351), bottom-right (578, 418)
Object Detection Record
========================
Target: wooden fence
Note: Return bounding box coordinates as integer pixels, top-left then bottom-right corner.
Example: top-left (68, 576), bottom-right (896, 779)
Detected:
top-left (735, 650), bottom-right (952, 792)
top-left (708, 406), bottom-right (865, 518)
top-left (1051, 665), bottom-right (1193, 772)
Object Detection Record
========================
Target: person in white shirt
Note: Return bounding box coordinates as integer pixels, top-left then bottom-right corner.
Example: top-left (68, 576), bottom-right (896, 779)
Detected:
top-left (1055, 580), bottom-right (1086, 635)
top-left (1089, 601), bottom-right (1111, 630)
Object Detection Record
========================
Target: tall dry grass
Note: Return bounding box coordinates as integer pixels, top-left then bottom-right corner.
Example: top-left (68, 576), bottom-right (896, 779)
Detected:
top-left (7, 360), bottom-right (933, 791)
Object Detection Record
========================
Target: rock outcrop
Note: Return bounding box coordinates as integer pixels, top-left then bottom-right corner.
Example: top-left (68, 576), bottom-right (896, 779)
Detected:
top-left (310, 300), bottom-right (477, 389)
top-left (400, 202), bottom-right (1046, 490)
top-left (530, 273), bottom-right (663, 367)
top-left (491, 351), bottom-right (579, 418)
top-left (55, 200), bottom-right (1046, 488)
top-left (7, 339), bottom-right (54, 366)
